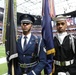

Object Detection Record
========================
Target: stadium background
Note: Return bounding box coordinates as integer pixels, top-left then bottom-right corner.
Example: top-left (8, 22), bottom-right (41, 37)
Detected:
top-left (0, 7), bottom-right (76, 44)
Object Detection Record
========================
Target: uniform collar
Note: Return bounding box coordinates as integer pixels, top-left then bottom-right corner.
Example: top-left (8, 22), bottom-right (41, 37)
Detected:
top-left (56, 32), bottom-right (68, 44)
top-left (57, 32), bottom-right (67, 37)
top-left (22, 33), bottom-right (31, 39)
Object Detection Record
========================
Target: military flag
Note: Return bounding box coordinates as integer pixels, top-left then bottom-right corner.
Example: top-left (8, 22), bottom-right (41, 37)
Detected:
top-left (42, 0), bottom-right (55, 75)
top-left (49, 0), bottom-right (55, 18)
top-left (3, 0), bottom-right (18, 75)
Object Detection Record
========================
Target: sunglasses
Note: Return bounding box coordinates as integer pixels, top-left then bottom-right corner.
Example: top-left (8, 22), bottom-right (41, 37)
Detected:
top-left (22, 23), bottom-right (30, 25)
top-left (56, 22), bottom-right (65, 26)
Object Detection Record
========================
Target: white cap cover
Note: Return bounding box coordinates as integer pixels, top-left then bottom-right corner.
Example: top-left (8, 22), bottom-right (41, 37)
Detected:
top-left (52, 15), bottom-right (69, 21)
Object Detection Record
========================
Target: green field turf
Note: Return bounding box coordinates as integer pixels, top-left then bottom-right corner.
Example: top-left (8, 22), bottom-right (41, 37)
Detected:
top-left (0, 45), bottom-right (7, 75)
top-left (0, 45), bottom-right (6, 58)
top-left (0, 63), bottom-right (8, 75)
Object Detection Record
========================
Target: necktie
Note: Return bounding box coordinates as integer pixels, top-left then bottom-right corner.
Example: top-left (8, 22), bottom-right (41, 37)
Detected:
top-left (23, 36), bottom-right (27, 50)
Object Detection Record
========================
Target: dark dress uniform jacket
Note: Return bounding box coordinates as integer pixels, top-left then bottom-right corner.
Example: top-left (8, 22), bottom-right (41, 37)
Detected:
top-left (16, 34), bottom-right (46, 75)
top-left (53, 34), bottom-right (76, 75)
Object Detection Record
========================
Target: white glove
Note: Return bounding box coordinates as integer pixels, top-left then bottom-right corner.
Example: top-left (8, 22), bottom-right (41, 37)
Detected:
top-left (66, 71), bottom-right (70, 75)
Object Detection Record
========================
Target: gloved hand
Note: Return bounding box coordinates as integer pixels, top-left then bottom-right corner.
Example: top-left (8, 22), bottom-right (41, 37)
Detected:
top-left (66, 71), bottom-right (70, 75)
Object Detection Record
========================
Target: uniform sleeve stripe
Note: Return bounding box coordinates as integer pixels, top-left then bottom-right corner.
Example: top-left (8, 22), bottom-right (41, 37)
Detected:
top-left (38, 38), bottom-right (42, 56)
top-left (46, 48), bottom-right (55, 55)
top-left (32, 70), bottom-right (36, 75)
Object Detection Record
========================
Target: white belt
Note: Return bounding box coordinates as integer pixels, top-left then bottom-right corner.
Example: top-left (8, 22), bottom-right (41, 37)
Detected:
top-left (54, 59), bottom-right (74, 66)
top-left (23, 74), bottom-right (27, 75)
top-left (58, 72), bottom-right (66, 75)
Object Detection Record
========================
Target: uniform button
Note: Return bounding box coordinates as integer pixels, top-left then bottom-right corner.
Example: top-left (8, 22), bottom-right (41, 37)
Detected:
top-left (23, 55), bottom-right (25, 57)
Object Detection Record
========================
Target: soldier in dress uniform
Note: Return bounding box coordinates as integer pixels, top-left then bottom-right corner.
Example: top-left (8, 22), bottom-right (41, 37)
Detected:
top-left (52, 15), bottom-right (76, 75)
top-left (16, 14), bottom-right (46, 75)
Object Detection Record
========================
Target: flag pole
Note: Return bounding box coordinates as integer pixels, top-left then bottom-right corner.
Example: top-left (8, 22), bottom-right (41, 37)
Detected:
top-left (2, 0), bottom-right (15, 75)
top-left (12, 61), bottom-right (14, 75)
top-left (2, 0), bottom-right (8, 43)
top-left (3, 0), bottom-right (18, 75)
top-left (14, 0), bottom-right (17, 39)
top-left (42, 0), bottom-right (55, 74)
top-left (12, 0), bottom-right (17, 75)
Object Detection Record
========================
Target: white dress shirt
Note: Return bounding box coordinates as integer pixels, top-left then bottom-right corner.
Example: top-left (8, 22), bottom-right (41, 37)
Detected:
top-left (57, 32), bottom-right (67, 44)
top-left (21, 33), bottom-right (31, 49)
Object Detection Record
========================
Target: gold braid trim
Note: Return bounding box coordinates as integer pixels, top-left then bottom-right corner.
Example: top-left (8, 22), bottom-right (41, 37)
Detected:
top-left (50, 72), bottom-right (52, 75)
top-left (46, 48), bottom-right (55, 55)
